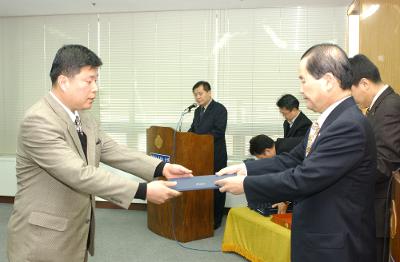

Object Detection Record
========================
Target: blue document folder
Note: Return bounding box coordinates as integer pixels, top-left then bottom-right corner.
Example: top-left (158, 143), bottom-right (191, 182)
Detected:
top-left (168, 174), bottom-right (236, 192)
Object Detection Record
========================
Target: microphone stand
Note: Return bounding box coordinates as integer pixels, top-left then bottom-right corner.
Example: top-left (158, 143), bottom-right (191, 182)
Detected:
top-left (172, 107), bottom-right (194, 163)
top-left (176, 108), bottom-right (190, 132)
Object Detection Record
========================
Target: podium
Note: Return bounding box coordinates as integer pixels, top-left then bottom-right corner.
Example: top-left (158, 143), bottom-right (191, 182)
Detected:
top-left (146, 126), bottom-right (214, 242)
top-left (390, 169), bottom-right (400, 261)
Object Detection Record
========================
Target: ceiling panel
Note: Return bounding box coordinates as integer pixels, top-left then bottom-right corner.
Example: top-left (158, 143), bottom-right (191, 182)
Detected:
top-left (0, 0), bottom-right (352, 17)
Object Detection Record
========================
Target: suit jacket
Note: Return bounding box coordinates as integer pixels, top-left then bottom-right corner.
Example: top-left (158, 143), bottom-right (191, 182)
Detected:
top-left (283, 111), bottom-right (312, 138)
top-left (7, 93), bottom-right (161, 262)
top-left (276, 111), bottom-right (312, 153)
top-left (244, 97), bottom-right (376, 262)
top-left (275, 137), bottom-right (306, 154)
top-left (367, 86), bottom-right (400, 237)
top-left (188, 99), bottom-right (227, 172)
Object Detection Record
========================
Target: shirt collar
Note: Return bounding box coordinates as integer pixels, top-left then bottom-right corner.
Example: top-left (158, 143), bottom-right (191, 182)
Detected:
top-left (317, 96), bottom-right (351, 128)
top-left (49, 90), bottom-right (79, 123)
top-left (369, 84), bottom-right (389, 109)
top-left (288, 111), bottom-right (301, 126)
top-left (203, 99), bottom-right (213, 111)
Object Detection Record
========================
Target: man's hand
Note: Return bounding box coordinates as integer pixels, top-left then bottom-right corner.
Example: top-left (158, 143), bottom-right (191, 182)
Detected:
top-left (216, 163), bottom-right (247, 176)
top-left (215, 175), bottom-right (245, 195)
top-left (272, 202), bottom-right (288, 214)
top-left (146, 180), bottom-right (181, 204)
top-left (162, 163), bottom-right (193, 179)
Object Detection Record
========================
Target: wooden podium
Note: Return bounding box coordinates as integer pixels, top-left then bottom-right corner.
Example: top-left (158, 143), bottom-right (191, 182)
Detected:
top-left (146, 126), bottom-right (214, 242)
top-left (390, 169), bottom-right (400, 261)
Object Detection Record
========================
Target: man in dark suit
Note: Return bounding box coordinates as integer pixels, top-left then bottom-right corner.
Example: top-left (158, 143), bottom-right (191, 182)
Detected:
top-left (189, 80), bottom-right (227, 230)
top-left (350, 54), bottom-right (400, 262)
top-left (248, 134), bottom-right (290, 214)
top-left (249, 134), bottom-right (277, 159)
top-left (275, 94), bottom-right (312, 153)
top-left (216, 43), bottom-right (377, 262)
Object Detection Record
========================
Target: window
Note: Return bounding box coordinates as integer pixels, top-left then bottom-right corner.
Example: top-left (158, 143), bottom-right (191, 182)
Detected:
top-left (0, 7), bottom-right (347, 163)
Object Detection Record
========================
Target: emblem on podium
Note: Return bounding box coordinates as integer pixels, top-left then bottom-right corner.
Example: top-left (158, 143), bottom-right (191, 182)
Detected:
top-left (154, 134), bottom-right (163, 149)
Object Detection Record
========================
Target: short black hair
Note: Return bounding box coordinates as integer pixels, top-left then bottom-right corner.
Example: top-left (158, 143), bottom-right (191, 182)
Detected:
top-left (276, 94), bottom-right (299, 110)
top-left (349, 54), bottom-right (382, 85)
top-left (192, 81), bottom-right (211, 92)
top-left (50, 44), bottom-right (103, 85)
top-left (249, 134), bottom-right (275, 156)
top-left (301, 43), bottom-right (353, 90)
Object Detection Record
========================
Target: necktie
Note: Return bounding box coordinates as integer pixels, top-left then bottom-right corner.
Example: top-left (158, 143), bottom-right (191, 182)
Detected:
top-left (284, 122), bottom-right (290, 137)
top-left (200, 107), bottom-right (205, 119)
top-left (365, 107), bottom-right (370, 116)
top-left (75, 115), bottom-right (84, 135)
top-left (305, 121), bottom-right (320, 157)
top-left (74, 115), bottom-right (87, 160)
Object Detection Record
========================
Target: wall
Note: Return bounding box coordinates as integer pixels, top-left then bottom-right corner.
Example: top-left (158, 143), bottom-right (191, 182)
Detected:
top-left (359, 0), bottom-right (400, 92)
top-left (0, 157), bottom-right (17, 196)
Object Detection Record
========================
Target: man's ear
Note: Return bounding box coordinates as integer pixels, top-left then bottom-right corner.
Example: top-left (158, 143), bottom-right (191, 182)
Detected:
top-left (264, 148), bottom-right (275, 158)
top-left (322, 73), bottom-right (335, 91)
top-left (57, 76), bottom-right (68, 92)
top-left (359, 78), bottom-right (370, 90)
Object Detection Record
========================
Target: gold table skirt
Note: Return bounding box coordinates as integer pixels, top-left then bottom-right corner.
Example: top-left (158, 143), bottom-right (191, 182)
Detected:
top-left (222, 207), bottom-right (291, 262)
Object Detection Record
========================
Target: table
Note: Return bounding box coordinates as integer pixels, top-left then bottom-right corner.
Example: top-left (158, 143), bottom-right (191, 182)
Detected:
top-left (222, 207), bottom-right (291, 262)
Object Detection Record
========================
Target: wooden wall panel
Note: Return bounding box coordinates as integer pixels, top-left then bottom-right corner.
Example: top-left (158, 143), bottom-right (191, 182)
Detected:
top-left (359, 0), bottom-right (400, 93)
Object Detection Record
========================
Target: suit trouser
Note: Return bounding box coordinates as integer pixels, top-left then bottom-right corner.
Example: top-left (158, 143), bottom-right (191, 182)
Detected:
top-left (377, 237), bottom-right (389, 262)
top-left (214, 190), bottom-right (226, 227)
top-left (375, 194), bottom-right (390, 262)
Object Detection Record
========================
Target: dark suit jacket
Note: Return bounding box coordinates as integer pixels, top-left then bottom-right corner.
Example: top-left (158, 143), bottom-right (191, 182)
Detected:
top-left (243, 97), bottom-right (376, 262)
top-left (367, 86), bottom-right (400, 237)
top-left (189, 99), bottom-right (227, 172)
top-left (276, 111), bottom-right (312, 153)
top-left (283, 111), bottom-right (312, 138)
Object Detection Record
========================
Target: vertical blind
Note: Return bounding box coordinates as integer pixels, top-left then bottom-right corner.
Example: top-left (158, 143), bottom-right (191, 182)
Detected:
top-left (0, 7), bottom-right (347, 162)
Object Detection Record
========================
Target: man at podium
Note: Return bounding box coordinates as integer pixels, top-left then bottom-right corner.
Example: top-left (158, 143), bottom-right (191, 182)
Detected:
top-left (189, 80), bottom-right (228, 229)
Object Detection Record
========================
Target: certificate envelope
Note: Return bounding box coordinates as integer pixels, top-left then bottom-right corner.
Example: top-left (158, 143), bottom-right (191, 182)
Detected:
top-left (168, 174), bottom-right (236, 191)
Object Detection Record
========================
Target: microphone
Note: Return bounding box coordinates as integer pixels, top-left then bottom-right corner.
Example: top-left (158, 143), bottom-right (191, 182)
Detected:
top-left (176, 103), bottom-right (197, 132)
top-left (186, 103), bottom-right (197, 112)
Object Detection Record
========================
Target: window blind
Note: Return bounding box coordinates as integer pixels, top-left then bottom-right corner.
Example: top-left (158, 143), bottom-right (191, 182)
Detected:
top-left (0, 6), bottom-right (347, 163)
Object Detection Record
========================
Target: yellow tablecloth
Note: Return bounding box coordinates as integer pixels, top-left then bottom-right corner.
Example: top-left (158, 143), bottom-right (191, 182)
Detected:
top-left (222, 207), bottom-right (291, 262)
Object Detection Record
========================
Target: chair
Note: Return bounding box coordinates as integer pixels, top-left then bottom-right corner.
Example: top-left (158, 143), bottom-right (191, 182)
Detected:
top-left (390, 169), bottom-right (400, 260)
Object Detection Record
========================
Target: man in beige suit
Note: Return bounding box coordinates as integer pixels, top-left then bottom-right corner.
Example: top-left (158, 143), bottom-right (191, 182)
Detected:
top-left (7, 44), bottom-right (192, 262)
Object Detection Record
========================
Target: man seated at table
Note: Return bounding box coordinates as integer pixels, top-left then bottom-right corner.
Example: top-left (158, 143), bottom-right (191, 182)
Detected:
top-left (248, 134), bottom-right (291, 214)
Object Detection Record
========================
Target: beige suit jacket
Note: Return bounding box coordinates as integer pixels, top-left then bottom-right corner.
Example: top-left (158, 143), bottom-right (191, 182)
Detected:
top-left (7, 93), bottom-right (161, 262)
